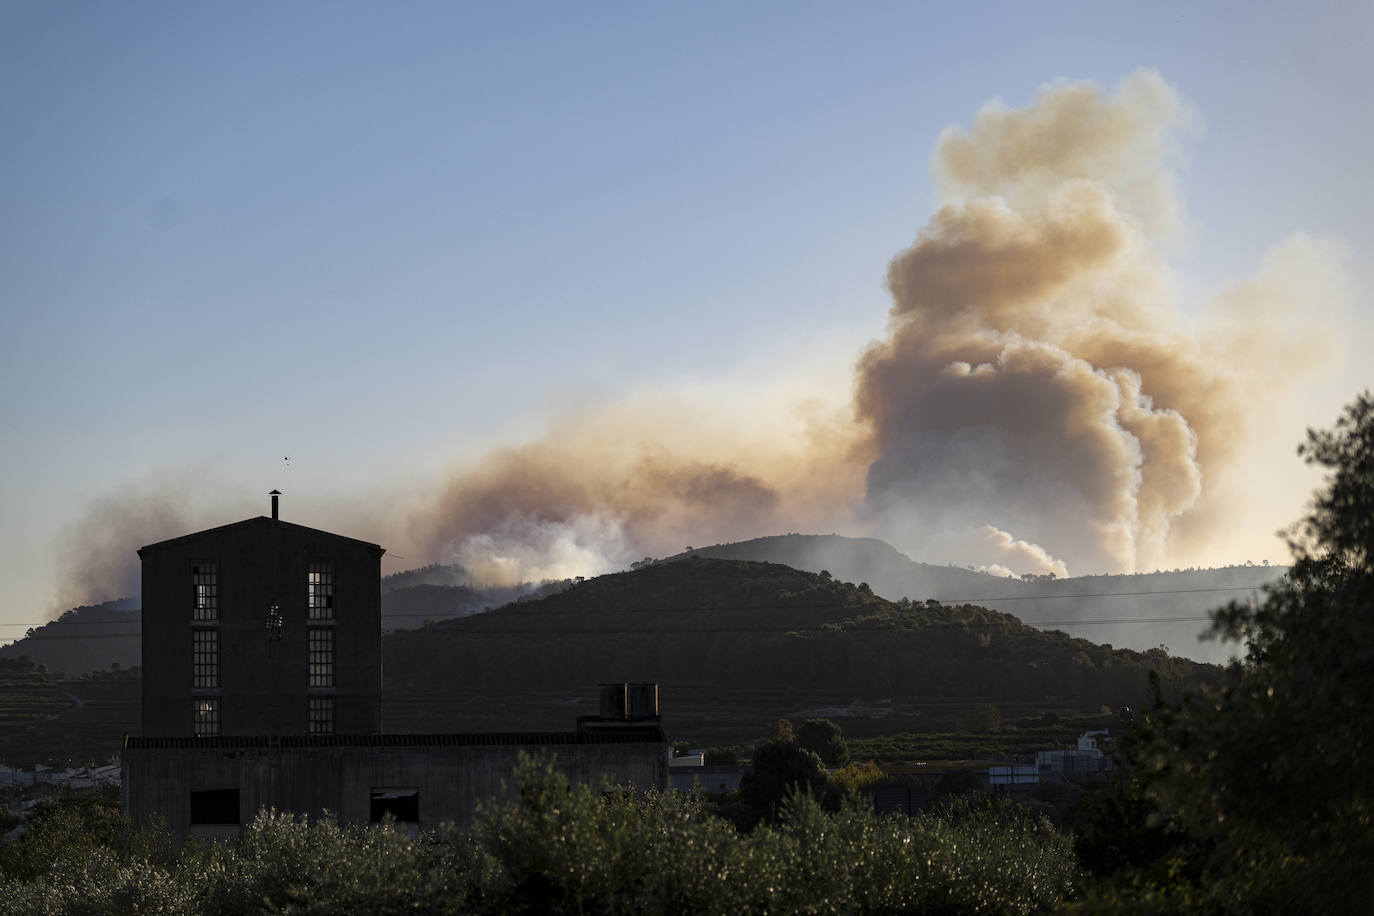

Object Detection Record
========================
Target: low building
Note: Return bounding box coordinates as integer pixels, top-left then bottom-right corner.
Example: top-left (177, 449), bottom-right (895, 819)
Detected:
top-left (125, 724), bottom-right (666, 843)
top-left (1036, 731), bottom-right (1113, 778)
top-left (988, 764), bottom-right (1039, 788)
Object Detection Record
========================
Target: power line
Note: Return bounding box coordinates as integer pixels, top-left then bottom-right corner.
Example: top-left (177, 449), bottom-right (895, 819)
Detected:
top-left (4, 615), bottom-right (1227, 641)
top-left (396, 585), bottom-right (1266, 619)
top-left (1028, 616), bottom-right (1214, 627)
top-left (0, 582), bottom-right (1270, 630)
top-left (949, 586), bottom-right (1266, 602)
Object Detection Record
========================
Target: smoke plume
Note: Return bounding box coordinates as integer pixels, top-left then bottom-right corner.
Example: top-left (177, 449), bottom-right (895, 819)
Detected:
top-left (415, 388), bottom-right (867, 584)
top-left (856, 69), bottom-right (1346, 574)
top-left (411, 70), bottom-right (1344, 584)
top-left (56, 484), bottom-right (199, 609)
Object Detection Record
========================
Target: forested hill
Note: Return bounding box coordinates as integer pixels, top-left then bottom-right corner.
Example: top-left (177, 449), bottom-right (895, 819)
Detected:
top-left (670, 535), bottom-right (1285, 664)
top-left (381, 557), bottom-right (1220, 742)
top-left (0, 598), bottom-right (140, 676)
top-left (672, 535), bottom-right (1003, 597)
top-left (380, 580), bottom-right (573, 630)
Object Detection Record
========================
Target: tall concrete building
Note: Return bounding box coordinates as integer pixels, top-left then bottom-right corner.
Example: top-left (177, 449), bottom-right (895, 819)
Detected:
top-left (137, 491), bottom-right (384, 738)
top-left (124, 493), bottom-right (667, 843)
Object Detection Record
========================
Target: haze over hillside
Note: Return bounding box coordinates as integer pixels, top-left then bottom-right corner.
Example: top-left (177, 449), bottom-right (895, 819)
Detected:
top-left (673, 535), bottom-right (1283, 665)
top-left (0, 598), bottom-right (140, 675)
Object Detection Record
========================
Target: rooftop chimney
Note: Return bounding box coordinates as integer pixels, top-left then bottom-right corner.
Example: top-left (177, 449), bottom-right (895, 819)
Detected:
top-left (269, 489), bottom-right (281, 520)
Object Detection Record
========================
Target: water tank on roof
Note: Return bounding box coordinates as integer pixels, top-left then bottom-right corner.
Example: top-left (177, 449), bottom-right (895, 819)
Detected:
top-left (598, 683), bottom-right (629, 720)
top-left (628, 682), bottom-right (659, 720)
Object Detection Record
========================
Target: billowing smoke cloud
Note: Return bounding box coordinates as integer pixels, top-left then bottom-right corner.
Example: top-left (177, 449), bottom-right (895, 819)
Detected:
top-left (977, 526), bottom-right (1070, 579)
top-left (409, 69), bottom-right (1347, 585)
top-left (857, 69), bottom-right (1346, 575)
top-left (415, 388), bottom-right (868, 585)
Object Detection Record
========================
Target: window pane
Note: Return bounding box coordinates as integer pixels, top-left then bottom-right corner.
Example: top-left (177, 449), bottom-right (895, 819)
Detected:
top-left (309, 697), bottom-right (334, 735)
top-left (308, 627), bottom-right (334, 688)
top-left (307, 562), bottom-right (334, 621)
top-left (194, 698), bottom-right (219, 736)
top-left (193, 562), bottom-right (217, 621)
top-left (193, 629), bottom-right (218, 689)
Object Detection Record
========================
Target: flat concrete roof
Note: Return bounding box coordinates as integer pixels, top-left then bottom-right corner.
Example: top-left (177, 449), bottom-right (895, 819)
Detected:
top-left (124, 727), bottom-right (666, 750)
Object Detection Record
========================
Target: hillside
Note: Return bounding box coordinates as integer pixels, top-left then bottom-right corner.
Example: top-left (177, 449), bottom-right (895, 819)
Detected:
top-left (380, 579), bottom-right (572, 630)
top-left (382, 557), bottom-right (1220, 745)
top-left (2, 557), bottom-right (1222, 764)
top-left (0, 599), bottom-right (140, 675)
top-left (671, 535), bottom-right (1284, 664)
top-left (671, 535), bottom-right (1007, 596)
top-left (0, 656), bottom-right (140, 768)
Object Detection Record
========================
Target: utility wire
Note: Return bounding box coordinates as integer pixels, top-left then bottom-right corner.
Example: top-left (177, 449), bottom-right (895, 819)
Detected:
top-left (3, 615), bottom-right (1228, 640)
top-left (0, 582), bottom-right (1270, 629)
top-left (948, 586), bottom-right (1266, 602)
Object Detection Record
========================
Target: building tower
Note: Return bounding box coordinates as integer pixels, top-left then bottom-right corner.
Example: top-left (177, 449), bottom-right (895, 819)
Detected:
top-left (137, 492), bottom-right (384, 738)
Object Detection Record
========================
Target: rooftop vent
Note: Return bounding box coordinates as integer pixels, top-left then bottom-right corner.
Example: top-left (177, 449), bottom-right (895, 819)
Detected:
top-left (270, 489), bottom-right (281, 520)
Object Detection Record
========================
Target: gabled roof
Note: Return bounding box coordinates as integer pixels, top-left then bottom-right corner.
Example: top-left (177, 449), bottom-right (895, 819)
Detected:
top-left (138, 516), bottom-right (385, 558)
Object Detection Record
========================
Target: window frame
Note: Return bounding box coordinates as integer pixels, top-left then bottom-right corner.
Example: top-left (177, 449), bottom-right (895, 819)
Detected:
top-left (307, 561), bottom-right (334, 622)
top-left (192, 627), bottom-right (219, 689)
top-left (308, 696), bottom-right (334, 735)
top-left (192, 561), bottom-right (218, 621)
top-left (193, 697), bottom-right (219, 737)
top-left (308, 627), bottom-right (334, 688)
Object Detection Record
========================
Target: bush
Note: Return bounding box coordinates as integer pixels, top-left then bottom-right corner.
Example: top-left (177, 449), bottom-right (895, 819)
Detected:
top-left (796, 718), bottom-right (850, 767)
top-left (967, 702), bottom-right (1003, 734)
top-left (0, 790), bottom-right (124, 881)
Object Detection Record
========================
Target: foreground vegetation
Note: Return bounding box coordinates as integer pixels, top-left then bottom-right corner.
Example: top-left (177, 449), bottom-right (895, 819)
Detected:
top-left (0, 760), bottom-right (1080, 915)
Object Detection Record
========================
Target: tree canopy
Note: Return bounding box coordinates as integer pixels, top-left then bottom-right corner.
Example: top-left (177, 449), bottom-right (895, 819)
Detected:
top-left (1119, 392), bottom-right (1374, 911)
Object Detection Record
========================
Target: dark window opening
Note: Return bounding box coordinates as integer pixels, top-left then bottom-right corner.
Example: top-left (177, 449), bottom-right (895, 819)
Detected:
top-left (370, 787), bottom-right (419, 823)
top-left (190, 788), bottom-right (239, 825)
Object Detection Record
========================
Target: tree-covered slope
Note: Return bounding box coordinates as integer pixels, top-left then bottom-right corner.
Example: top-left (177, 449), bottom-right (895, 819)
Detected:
top-left (0, 599), bottom-right (140, 675)
top-left (382, 557), bottom-right (1218, 741)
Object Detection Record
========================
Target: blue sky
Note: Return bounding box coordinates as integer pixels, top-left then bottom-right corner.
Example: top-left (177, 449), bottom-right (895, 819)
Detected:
top-left (2, 1), bottom-right (1371, 638)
